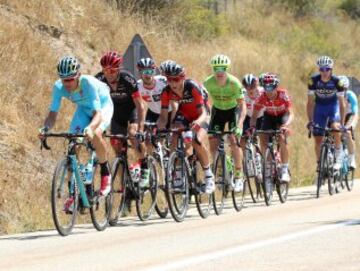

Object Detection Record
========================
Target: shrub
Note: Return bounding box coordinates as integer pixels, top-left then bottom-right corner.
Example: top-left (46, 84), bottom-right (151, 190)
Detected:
top-left (339, 0), bottom-right (360, 19)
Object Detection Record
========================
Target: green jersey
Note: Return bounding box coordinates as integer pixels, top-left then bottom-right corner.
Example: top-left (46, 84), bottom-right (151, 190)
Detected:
top-left (203, 73), bottom-right (245, 110)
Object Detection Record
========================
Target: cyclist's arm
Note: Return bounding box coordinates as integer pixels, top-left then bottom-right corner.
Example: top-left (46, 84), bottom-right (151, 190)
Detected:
top-left (282, 107), bottom-right (294, 127)
top-left (45, 84), bottom-right (62, 130)
top-left (237, 98), bottom-right (247, 128)
top-left (193, 105), bottom-right (207, 126)
top-left (43, 111), bottom-right (58, 130)
top-left (157, 90), bottom-right (170, 129)
top-left (133, 95), bottom-right (145, 132)
top-left (307, 94), bottom-right (315, 123)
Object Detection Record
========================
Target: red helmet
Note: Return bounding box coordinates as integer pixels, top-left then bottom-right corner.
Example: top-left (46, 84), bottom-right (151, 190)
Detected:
top-left (263, 73), bottom-right (280, 91)
top-left (100, 51), bottom-right (123, 68)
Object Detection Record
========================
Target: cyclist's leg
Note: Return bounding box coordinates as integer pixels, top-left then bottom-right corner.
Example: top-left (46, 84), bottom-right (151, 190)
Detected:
top-left (329, 106), bottom-right (342, 169)
top-left (208, 107), bottom-right (224, 161)
top-left (313, 104), bottom-right (327, 161)
top-left (240, 115), bottom-right (251, 149)
top-left (345, 113), bottom-right (357, 167)
top-left (278, 113), bottom-right (291, 182)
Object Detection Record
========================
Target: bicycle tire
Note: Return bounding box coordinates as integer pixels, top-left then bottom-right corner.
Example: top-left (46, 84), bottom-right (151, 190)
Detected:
top-left (51, 158), bottom-right (78, 236)
top-left (136, 155), bottom-right (158, 221)
top-left (90, 161), bottom-right (112, 231)
top-left (193, 160), bottom-right (211, 219)
top-left (316, 144), bottom-right (327, 198)
top-left (165, 152), bottom-right (189, 222)
top-left (154, 155), bottom-right (169, 219)
top-left (232, 158), bottom-right (244, 212)
top-left (345, 168), bottom-right (355, 191)
top-left (327, 150), bottom-right (336, 196)
top-left (262, 148), bottom-right (274, 206)
top-left (109, 158), bottom-right (127, 226)
top-left (212, 153), bottom-right (226, 215)
top-left (243, 147), bottom-right (262, 204)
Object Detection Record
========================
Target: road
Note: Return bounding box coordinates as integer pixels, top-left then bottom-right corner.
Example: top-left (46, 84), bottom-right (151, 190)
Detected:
top-left (1, 184), bottom-right (360, 271)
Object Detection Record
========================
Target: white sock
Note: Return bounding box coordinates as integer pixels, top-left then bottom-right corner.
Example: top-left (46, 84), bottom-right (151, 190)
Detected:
top-left (203, 166), bottom-right (212, 177)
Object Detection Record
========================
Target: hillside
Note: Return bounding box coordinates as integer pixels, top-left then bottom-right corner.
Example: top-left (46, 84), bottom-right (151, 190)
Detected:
top-left (0, 0), bottom-right (359, 234)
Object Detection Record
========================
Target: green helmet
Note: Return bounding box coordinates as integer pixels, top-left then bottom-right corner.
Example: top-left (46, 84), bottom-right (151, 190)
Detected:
top-left (57, 56), bottom-right (80, 78)
top-left (210, 54), bottom-right (231, 68)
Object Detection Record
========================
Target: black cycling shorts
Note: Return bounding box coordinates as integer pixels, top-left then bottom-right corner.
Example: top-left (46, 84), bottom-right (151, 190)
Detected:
top-left (261, 112), bottom-right (289, 131)
top-left (173, 114), bottom-right (209, 131)
top-left (209, 106), bottom-right (239, 132)
top-left (111, 108), bottom-right (137, 135)
top-left (243, 115), bottom-right (263, 133)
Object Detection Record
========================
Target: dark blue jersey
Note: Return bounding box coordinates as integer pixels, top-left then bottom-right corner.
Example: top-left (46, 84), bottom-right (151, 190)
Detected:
top-left (308, 74), bottom-right (345, 105)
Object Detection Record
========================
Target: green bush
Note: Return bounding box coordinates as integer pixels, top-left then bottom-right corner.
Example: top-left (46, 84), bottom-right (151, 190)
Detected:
top-left (271, 0), bottom-right (318, 17)
top-left (339, 0), bottom-right (360, 19)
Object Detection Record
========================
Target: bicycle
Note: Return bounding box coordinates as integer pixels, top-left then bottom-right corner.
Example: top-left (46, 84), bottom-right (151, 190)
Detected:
top-left (208, 131), bottom-right (245, 213)
top-left (338, 129), bottom-right (355, 192)
top-left (242, 133), bottom-right (263, 204)
top-left (165, 127), bottom-right (212, 221)
top-left (41, 133), bottom-right (112, 236)
top-left (107, 134), bottom-right (158, 223)
top-left (256, 130), bottom-right (289, 206)
top-left (308, 126), bottom-right (341, 198)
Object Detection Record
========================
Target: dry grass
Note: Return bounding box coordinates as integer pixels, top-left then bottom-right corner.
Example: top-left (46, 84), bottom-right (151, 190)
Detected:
top-left (0, 0), bottom-right (359, 234)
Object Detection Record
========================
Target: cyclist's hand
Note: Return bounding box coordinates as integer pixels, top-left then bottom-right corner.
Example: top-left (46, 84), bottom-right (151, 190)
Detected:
top-left (306, 121), bottom-right (314, 131)
top-left (83, 126), bottom-right (94, 140)
top-left (38, 126), bottom-right (49, 140)
top-left (246, 126), bottom-right (256, 136)
top-left (280, 125), bottom-right (291, 136)
top-left (135, 131), bottom-right (145, 143)
top-left (191, 122), bottom-right (201, 133)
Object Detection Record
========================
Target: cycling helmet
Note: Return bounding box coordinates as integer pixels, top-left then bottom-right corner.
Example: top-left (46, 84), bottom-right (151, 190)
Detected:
top-left (100, 51), bottom-right (123, 68)
top-left (137, 57), bottom-right (155, 69)
top-left (262, 73), bottom-right (280, 91)
top-left (57, 56), bottom-right (80, 78)
top-left (258, 73), bottom-right (266, 87)
top-left (210, 54), bottom-right (231, 68)
top-left (316, 55), bottom-right (334, 69)
top-left (159, 60), bottom-right (176, 74)
top-left (163, 62), bottom-right (185, 77)
top-left (338, 75), bottom-right (350, 89)
top-left (242, 74), bottom-right (258, 88)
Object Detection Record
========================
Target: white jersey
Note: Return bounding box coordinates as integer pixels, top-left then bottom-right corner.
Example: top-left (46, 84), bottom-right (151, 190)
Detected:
top-left (137, 75), bottom-right (168, 114)
top-left (245, 87), bottom-right (264, 117)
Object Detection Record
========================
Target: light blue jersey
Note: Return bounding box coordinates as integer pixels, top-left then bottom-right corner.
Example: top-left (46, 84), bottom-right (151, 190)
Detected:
top-left (50, 75), bottom-right (113, 133)
top-left (346, 90), bottom-right (358, 115)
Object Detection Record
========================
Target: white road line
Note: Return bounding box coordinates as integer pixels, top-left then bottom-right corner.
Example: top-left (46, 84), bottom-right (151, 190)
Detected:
top-left (144, 219), bottom-right (358, 271)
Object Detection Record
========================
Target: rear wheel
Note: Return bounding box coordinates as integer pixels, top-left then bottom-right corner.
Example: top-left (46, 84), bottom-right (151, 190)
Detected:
top-left (317, 145), bottom-right (327, 198)
top-left (232, 158), bottom-right (244, 212)
top-left (212, 153), bottom-right (226, 215)
top-left (136, 156), bottom-right (158, 221)
top-left (51, 158), bottom-right (78, 236)
top-left (194, 160), bottom-right (211, 219)
top-left (109, 158), bottom-right (127, 226)
top-left (90, 161), bottom-right (112, 231)
top-left (154, 155), bottom-right (169, 219)
top-left (166, 152), bottom-right (189, 222)
top-left (345, 169), bottom-right (355, 191)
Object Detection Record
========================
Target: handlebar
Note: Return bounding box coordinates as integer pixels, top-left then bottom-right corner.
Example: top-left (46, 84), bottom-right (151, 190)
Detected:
top-left (40, 133), bottom-right (86, 150)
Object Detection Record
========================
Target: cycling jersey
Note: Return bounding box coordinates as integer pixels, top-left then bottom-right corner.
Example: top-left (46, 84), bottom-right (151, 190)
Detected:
top-left (161, 79), bottom-right (208, 122)
top-left (137, 75), bottom-right (167, 114)
top-left (95, 70), bottom-right (140, 122)
top-left (308, 74), bottom-right (344, 105)
top-left (346, 90), bottom-right (358, 115)
top-left (50, 75), bottom-right (114, 133)
top-left (203, 73), bottom-right (245, 110)
top-left (254, 88), bottom-right (291, 117)
top-left (245, 86), bottom-right (264, 117)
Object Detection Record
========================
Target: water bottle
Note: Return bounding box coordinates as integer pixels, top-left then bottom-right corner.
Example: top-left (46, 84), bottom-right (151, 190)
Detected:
top-left (129, 161), bottom-right (141, 182)
top-left (327, 150), bottom-right (334, 168)
top-left (79, 164), bottom-right (86, 183)
top-left (255, 152), bottom-right (262, 179)
top-left (84, 161), bottom-right (93, 185)
top-left (246, 153), bottom-right (255, 177)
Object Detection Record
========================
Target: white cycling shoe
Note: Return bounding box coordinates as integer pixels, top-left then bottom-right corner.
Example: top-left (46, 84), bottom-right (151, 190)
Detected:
top-left (234, 178), bottom-right (244, 192)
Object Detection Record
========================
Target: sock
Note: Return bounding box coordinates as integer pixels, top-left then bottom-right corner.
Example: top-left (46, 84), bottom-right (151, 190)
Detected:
top-left (100, 161), bottom-right (110, 176)
top-left (282, 163), bottom-right (289, 169)
top-left (234, 168), bottom-right (243, 178)
top-left (203, 166), bottom-right (212, 177)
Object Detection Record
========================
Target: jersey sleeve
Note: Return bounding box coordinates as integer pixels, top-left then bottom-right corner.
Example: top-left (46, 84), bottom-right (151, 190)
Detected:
top-left (336, 77), bottom-right (345, 96)
top-left (192, 87), bottom-right (205, 109)
top-left (83, 79), bottom-right (101, 112)
top-left (123, 72), bottom-right (140, 99)
top-left (49, 84), bottom-right (63, 112)
top-left (348, 91), bottom-right (358, 114)
top-left (254, 94), bottom-right (266, 111)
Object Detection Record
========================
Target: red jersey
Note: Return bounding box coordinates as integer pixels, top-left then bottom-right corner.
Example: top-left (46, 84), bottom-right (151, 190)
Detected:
top-left (254, 88), bottom-right (291, 116)
top-left (161, 79), bottom-right (208, 122)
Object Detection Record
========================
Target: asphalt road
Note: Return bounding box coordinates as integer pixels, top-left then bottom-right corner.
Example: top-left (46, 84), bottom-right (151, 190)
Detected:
top-left (1, 183), bottom-right (360, 271)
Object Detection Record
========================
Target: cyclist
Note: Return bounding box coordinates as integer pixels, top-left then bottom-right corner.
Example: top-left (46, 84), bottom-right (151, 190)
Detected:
top-left (39, 56), bottom-right (114, 208)
top-left (339, 75), bottom-right (358, 169)
top-left (203, 54), bottom-right (247, 192)
top-left (306, 56), bottom-right (345, 170)
top-left (157, 62), bottom-right (214, 194)
top-left (241, 73), bottom-right (264, 135)
top-left (250, 73), bottom-right (294, 182)
top-left (95, 51), bottom-right (149, 187)
top-left (136, 57), bottom-right (168, 123)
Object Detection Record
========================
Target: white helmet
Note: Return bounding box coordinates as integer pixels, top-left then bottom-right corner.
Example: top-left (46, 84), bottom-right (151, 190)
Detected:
top-left (242, 74), bottom-right (258, 88)
top-left (338, 75), bottom-right (350, 89)
top-left (316, 56), bottom-right (334, 68)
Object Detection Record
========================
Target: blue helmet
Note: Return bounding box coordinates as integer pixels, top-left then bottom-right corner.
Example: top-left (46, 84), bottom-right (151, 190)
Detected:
top-left (57, 56), bottom-right (80, 78)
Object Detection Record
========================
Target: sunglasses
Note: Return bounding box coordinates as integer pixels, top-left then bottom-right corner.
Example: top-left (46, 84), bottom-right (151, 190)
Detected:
top-left (264, 85), bottom-right (276, 92)
top-left (140, 69), bottom-right (155, 75)
top-left (319, 67), bottom-right (332, 72)
top-left (213, 66), bottom-right (228, 73)
top-left (103, 67), bottom-right (120, 74)
top-left (167, 76), bottom-right (183, 83)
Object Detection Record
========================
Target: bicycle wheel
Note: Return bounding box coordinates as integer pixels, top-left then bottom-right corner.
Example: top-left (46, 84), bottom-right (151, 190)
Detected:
top-left (193, 160), bottom-right (211, 219)
top-left (232, 159), bottom-right (244, 212)
top-left (316, 145), bottom-right (327, 198)
top-left (136, 155), bottom-right (158, 221)
top-left (165, 152), bottom-right (189, 222)
top-left (327, 151), bottom-right (336, 196)
top-left (154, 155), bottom-right (169, 219)
top-left (212, 153), bottom-right (226, 215)
top-left (109, 158), bottom-right (127, 226)
top-left (90, 161), bottom-right (112, 231)
top-left (262, 148), bottom-right (274, 206)
top-left (51, 158), bottom-right (78, 236)
top-left (243, 147), bottom-right (262, 204)
top-left (276, 171), bottom-right (289, 203)
top-left (345, 168), bottom-right (355, 191)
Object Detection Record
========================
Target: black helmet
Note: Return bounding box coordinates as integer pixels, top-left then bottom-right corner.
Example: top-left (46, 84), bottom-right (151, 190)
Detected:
top-left (163, 62), bottom-right (185, 77)
top-left (137, 57), bottom-right (155, 69)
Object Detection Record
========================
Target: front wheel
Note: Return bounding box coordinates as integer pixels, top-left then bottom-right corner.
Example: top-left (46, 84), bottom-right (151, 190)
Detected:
top-left (51, 158), bottom-right (78, 236)
top-left (154, 155), bottom-right (169, 219)
top-left (345, 169), bottom-right (355, 191)
top-left (262, 148), bottom-right (274, 206)
top-left (193, 160), bottom-right (211, 219)
top-left (212, 153), bottom-right (226, 215)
